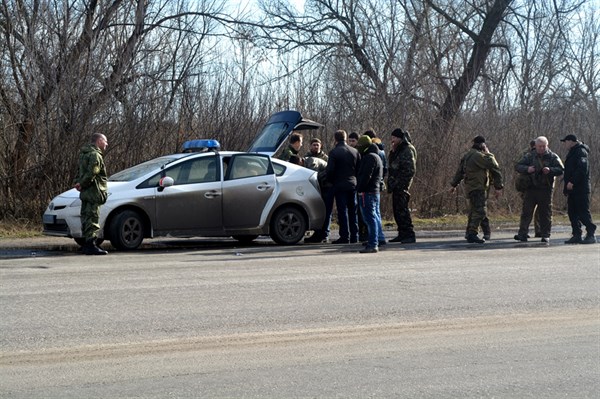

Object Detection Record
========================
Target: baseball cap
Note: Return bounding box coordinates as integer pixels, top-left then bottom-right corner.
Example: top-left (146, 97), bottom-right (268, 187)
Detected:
top-left (560, 134), bottom-right (578, 142)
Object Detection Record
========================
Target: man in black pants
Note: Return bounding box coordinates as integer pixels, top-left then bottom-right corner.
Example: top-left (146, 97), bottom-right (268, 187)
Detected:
top-left (561, 134), bottom-right (597, 244)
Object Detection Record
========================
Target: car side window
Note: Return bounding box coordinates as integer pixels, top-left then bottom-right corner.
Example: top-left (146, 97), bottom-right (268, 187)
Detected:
top-left (138, 156), bottom-right (219, 188)
top-left (226, 155), bottom-right (271, 180)
top-left (188, 157), bottom-right (218, 183)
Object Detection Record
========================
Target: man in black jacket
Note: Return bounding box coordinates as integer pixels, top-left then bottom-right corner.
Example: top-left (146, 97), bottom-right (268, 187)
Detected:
top-left (356, 136), bottom-right (385, 253)
top-left (561, 134), bottom-right (597, 244)
top-left (325, 130), bottom-right (360, 244)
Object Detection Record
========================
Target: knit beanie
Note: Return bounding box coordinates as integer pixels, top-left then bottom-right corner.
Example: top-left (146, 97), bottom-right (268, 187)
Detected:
top-left (356, 135), bottom-right (372, 153)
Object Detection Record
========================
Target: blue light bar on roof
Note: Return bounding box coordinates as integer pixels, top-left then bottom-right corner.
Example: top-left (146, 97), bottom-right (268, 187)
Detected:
top-left (182, 139), bottom-right (221, 153)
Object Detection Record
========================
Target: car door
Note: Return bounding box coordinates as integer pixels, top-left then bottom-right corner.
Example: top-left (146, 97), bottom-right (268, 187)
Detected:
top-left (152, 155), bottom-right (224, 233)
top-left (221, 154), bottom-right (277, 230)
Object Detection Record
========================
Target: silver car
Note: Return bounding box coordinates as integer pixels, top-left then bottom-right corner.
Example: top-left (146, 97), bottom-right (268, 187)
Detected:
top-left (42, 111), bottom-right (326, 249)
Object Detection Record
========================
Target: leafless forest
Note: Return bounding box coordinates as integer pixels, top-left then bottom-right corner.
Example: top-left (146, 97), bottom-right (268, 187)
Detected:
top-left (1, 0), bottom-right (598, 224)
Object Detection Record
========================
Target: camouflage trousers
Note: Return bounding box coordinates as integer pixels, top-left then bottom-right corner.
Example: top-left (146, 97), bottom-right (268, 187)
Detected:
top-left (81, 200), bottom-right (101, 240)
top-left (392, 189), bottom-right (415, 239)
top-left (466, 190), bottom-right (488, 236)
top-left (466, 190), bottom-right (491, 236)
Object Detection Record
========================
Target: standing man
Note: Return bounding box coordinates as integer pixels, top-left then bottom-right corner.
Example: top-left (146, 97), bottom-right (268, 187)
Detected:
top-left (306, 138), bottom-right (328, 162)
top-left (561, 134), bottom-right (596, 244)
top-left (74, 133), bottom-right (109, 255)
top-left (514, 136), bottom-right (564, 244)
top-left (325, 130), bottom-right (360, 244)
top-left (348, 132), bottom-right (359, 148)
top-left (356, 136), bottom-right (385, 253)
top-left (279, 132), bottom-right (303, 162)
top-left (387, 128), bottom-right (417, 243)
top-left (450, 136), bottom-right (503, 244)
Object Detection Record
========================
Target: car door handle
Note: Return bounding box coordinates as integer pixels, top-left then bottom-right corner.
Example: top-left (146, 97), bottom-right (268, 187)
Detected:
top-left (256, 184), bottom-right (272, 191)
top-left (204, 190), bottom-right (222, 198)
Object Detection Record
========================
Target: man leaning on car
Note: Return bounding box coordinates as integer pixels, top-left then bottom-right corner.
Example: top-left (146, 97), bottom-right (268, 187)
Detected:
top-left (74, 133), bottom-right (109, 255)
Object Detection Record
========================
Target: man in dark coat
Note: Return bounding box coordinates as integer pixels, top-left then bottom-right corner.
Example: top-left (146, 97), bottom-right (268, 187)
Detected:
top-left (325, 129), bottom-right (360, 244)
top-left (561, 134), bottom-right (597, 244)
top-left (356, 136), bottom-right (385, 253)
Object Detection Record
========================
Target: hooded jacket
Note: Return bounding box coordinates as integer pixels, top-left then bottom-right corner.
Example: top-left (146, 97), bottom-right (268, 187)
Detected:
top-left (563, 142), bottom-right (591, 195)
top-left (451, 147), bottom-right (503, 193)
top-left (356, 143), bottom-right (383, 193)
top-left (387, 140), bottom-right (416, 191)
top-left (75, 144), bottom-right (108, 204)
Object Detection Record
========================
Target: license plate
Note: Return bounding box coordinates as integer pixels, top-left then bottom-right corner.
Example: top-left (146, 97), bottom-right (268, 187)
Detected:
top-left (43, 214), bottom-right (56, 224)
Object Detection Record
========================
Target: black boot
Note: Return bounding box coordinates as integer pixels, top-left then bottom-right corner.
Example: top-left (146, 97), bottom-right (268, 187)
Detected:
top-left (82, 239), bottom-right (108, 255)
top-left (564, 236), bottom-right (582, 244)
top-left (466, 234), bottom-right (485, 244)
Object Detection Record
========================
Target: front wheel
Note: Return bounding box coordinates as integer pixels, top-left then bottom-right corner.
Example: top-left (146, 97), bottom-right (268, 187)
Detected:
top-left (269, 207), bottom-right (306, 245)
top-left (108, 210), bottom-right (144, 250)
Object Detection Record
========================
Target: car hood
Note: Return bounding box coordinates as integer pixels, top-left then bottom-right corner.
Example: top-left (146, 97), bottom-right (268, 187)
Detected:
top-left (246, 110), bottom-right (323, 156)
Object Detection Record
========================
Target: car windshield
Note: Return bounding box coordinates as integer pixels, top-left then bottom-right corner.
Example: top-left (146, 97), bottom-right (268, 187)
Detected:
top-left (109, 156), bottom-right (182, 182)
top-left (248, 121), bottom-right (293, 153)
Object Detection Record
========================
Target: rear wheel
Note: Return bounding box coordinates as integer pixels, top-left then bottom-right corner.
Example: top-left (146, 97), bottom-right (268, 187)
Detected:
top-left (108, 210), bottom-right (144, 250)
top-left (232, 235), bottom-right (259, 244)
top-left (269, 207), bottom-right (306, 245)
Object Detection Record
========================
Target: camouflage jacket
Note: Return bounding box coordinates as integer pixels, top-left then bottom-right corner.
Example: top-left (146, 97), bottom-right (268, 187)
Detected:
top-left (74, 144), bottom-right (108, 204)
top-left (515, 149), bottom-right (564, 190)
top-left (278, 145), bottom-right (299, 162)
top-left (387, 141), bottom-right (416, 192)
top-left (451, 148), bottom-right (503, 193)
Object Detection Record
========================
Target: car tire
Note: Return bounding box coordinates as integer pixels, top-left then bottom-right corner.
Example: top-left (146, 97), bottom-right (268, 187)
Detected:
top-left (269, 206), bottom-right (306, 245)
top-left (74, 237), bottom-right (104, 247)
top-left (108, 210), bottom-right (144, 250)
top-left (232, 235), bottom-right (259, 244)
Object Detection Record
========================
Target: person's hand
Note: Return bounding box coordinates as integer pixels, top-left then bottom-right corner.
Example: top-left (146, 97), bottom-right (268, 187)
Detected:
top-left (542, 167), bottom-right (550, 174)
top-left (567, 182), bottom-right (574, 191)
top-left (74, 183), bottom-right (81, 191)
top-left (527, 166), bottom-right (535, 174)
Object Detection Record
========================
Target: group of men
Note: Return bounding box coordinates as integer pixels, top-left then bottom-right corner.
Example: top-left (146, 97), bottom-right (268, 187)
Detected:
top-left (74, 128), bottom-right (595, 256)
top-left (450, 134), bottom-right (596, 245)
top-left (281, 128), bottom-right (417, 254)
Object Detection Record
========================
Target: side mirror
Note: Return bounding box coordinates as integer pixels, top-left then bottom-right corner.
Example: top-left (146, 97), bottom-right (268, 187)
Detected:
top-left (158, 176), bottom-right (174, 192)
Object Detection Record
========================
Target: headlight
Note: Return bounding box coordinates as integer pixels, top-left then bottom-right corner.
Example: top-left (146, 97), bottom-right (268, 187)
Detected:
top-left (70, 199), bottom-right (81, 207)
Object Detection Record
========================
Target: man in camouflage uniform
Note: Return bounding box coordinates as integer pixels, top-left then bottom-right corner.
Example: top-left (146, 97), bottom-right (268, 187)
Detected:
top-left (278, 132), bottom-right (303, 162)
top-left (305, 137), bottom-right (328, 162)
top-left (74, 133), bottom-right (109, 255)
top-left (514, 136), bottom-right (564, 243)
top-left (450, 136), bottom-right (503, 244)
top-left (387, 128), bottom-right (417, 243)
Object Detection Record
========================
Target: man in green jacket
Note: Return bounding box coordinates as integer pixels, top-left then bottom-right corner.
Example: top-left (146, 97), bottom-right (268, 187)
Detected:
top-left (450, 136), bottom-right (503, 244)
top-left (387, 128), bottom-right (417, 243)
top-left (74, 133), bottom-right (109, 255)
top-left (278, 132), bottom-right (303, 162)
top-left (514, 136), bottom-right (564, 244)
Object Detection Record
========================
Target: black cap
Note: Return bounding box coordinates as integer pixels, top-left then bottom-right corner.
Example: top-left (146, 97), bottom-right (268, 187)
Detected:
top-left (391, 128), bottom-right (404, 138)
top-left (473, 135), bottom-right (486, 144)
top-left (560, 134), bottom-right (578, 142)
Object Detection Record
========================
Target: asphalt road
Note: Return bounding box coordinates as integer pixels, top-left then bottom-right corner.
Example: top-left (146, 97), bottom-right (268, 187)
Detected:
top-left (1, 233), bottom-right (599, 398)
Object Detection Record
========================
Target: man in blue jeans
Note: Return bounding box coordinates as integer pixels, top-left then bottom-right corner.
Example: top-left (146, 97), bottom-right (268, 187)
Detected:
top-left (356, 136), bottom-right (385, 253)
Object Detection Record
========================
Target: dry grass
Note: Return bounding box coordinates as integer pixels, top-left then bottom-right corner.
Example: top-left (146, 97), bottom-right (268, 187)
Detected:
top-left (0, 218), bottom-right (43, 239)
